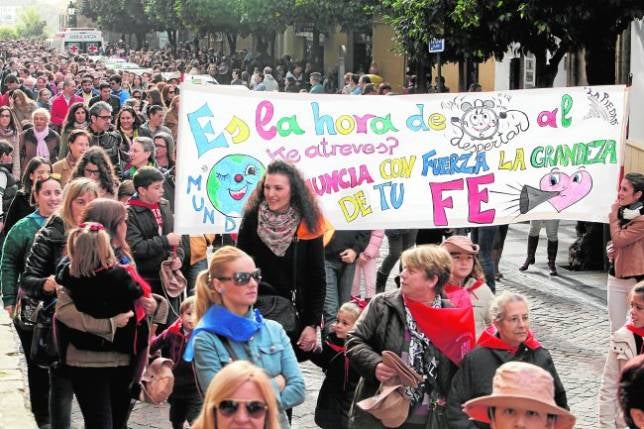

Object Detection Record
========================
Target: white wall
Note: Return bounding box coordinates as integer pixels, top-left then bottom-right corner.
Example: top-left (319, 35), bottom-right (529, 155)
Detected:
top-left (630, 20), bottom-right (644, 144)
top-left (493, 46), bottom-right (567, 90)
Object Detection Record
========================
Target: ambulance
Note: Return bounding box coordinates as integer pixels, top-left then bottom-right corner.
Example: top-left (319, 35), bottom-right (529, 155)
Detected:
top-left (51, 28), bottom-right (104, 56)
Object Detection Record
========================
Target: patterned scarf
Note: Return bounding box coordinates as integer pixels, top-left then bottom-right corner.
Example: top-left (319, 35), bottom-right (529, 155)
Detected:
top-left (257, 200), bottom-right (300, 257)
top-left (403, 295), bottom-right (442, 405)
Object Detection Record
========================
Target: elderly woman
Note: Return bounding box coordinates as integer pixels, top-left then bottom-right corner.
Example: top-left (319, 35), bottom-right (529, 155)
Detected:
top-left (346, 244), bottom-right (457, 428)
top-left (19, 108), bottom-right (60, 169)
top-left (184, 246), bottom-right (305, 428)
top-left (446, 291), bottom-right (568, 429)
top-left (607, 172), bottom-right (644, 332)
top-left (237, 160), bottom-right (328, 357)
top-left (122, 136), bottom-right (155, 180)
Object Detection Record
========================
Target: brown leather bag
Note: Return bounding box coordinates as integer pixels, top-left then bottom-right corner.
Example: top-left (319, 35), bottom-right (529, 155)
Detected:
top-left (160, 246), bottom-right (187, 299)
top-left (140, 358), bottom-right (175, 404)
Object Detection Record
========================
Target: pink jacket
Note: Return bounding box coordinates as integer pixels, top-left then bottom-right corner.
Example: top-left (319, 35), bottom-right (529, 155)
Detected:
top-left (50, 93), bottom-right (83, 126)
top-left (609, 203), bottom-right (644, 278)
top-left (361, 230), bottom-right (384, 259)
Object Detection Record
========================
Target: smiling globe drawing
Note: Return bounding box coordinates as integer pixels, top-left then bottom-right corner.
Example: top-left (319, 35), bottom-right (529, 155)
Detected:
top-left (206, 154), bottom-right (265, 217)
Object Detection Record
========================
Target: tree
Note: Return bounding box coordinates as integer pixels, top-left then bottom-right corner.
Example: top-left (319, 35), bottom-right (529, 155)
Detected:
top-left (175, 0), bottom-right (245, 54)
top-left (16, 6), bottom-right (46, 39)
top-left (82, 0), bottom-right (156, 49)
top-left (145, 0), bottom-right (182, 53)
top-left (0, 27), bottom-right (17, 41)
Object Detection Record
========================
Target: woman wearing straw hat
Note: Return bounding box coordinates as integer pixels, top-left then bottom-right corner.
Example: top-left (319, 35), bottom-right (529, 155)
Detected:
top-left (463, 361), bottom-right (576, 429)
top-left (447, 292), bottom-right (568, 429)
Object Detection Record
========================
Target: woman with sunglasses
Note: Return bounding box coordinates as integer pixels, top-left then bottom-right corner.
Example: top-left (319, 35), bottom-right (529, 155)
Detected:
top-left (184, 246), bottom-right (305, 429)
top-left (192, 360), bottom-right (280, 429)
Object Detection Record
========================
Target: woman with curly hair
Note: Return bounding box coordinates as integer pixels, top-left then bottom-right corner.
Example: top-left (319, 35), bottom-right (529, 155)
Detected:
top-left (70, 146), bottom-right (118, 199)
top-left (237, 160), bottom-right (329, 358)
top-left (58, 102), bottom-right (89, 158)
top-left (0, 106), bottom-right (22, 178)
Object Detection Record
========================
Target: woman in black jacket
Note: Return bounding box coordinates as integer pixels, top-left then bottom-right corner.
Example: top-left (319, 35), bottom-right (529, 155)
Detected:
top-left (446, 291), bottom-right (568, 429)
top-left (237, 160), bottom-right (328, 357)
top-left (3, 156), bottom-right (50, 235)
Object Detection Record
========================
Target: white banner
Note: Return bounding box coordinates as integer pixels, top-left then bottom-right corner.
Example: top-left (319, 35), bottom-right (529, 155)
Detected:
top-left (174, 84), bottom-right (628, 234)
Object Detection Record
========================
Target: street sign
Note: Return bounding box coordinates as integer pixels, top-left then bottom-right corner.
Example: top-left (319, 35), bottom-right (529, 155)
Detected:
top-left (429, 38), bottom-right (445, 53)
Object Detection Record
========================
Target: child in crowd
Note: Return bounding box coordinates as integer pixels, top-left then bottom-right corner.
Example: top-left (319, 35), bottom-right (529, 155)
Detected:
top-left (441, 235), bottom-right (494, 337)
top-left (311, 301), bottom-right (362, 429)
top-left (352, 229), bottom-right (384, 299)
top-left (150, 296), bottom-right (201, 429)
top-left (598, 283), bottom-right (644, 428)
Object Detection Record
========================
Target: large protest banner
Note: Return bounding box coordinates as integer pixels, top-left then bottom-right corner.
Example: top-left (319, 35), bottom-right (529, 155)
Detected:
top-left (174, 84), bottom-right (628, 234)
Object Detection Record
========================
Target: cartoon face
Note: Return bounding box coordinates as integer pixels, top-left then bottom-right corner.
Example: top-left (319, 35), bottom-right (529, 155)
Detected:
top-left (460, 101), bottom-right (500, 140)
top-left (539, 168), bottom-right (593, 212)
top-left (207, 154), bottom-right (265, 217)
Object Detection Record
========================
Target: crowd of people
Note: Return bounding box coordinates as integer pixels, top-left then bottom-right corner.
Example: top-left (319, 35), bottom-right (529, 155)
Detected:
top-left (0, 38), bottom-right (642, 429)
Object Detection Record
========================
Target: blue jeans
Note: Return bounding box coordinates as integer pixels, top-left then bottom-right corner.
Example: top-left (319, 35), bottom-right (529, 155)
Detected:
top-left (323, 259), bottom-right (357, 330)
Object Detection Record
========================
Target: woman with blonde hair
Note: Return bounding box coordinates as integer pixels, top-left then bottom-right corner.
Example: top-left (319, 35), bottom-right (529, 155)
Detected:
top-left (10, 88), bottom-right (38, 124)
top-left (184, 245), bottom-right (305, 428)
top-left (192, 360), bottom-right (280, 429)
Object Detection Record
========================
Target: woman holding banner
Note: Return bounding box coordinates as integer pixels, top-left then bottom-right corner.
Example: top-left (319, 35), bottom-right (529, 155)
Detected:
top-left (237, 160), bottom-right (329, 358)
top-left (346, 245), bottom-right (471, 428)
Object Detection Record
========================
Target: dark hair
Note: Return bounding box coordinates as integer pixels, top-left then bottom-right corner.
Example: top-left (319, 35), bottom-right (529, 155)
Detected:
top-left (146, 88), bottom-right (163, 106)
top-left (487, 407), bottom-right (557, 425)
top-left (154, 132), bottom-right (175, 163)
top-left (21, 156), bottom-right (51, 194)
top-left (109, 74), bottom-right (122, 84)
top-left (68, 129), bottom-right (90, 146)
top-left (71, 146), bottom-right (117, 196)
top-left (117, 179), bottom-right (135, 200)
top-left (81, 198), bottom-right (129, 251)
top-left (98, 82), bottom-right (111, 91)
top-left (30, 174), bottom-right (61, 206)
top-left (115, 106), bottom-right (144, 131)
top-left (146, 104), bottom-right (164, 117)
top-left (81, 77), bottom-right (93, 85)
top-left (0, 139), bottom-right (13, 157)
top-left (244, 160), bottom-right (322, 233)
top-left (619, 354), bottom-right (644, 428)
top-left (362, 84), bottom-right (376, 95)
top-left (133, 166), bottom-right (164, 191)
top-left (0, 106), bottom-right (19, 131)
top-left (624, 173), bottom-right (644, 202)
top-left (4, 74), bottom-right (18, 84)
top-left (62, 102), bottom-right (89, 133)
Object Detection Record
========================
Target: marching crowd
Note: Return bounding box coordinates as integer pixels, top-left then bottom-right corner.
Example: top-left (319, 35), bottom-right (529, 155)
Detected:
top-left (0, 39), bottom-right (642, 429)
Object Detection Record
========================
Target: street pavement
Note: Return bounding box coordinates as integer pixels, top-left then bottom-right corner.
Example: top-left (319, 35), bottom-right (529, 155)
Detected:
top-left (70, 221), bottom-right (610, 428)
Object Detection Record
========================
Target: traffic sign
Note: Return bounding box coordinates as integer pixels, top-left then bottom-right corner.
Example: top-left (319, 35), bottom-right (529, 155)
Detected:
top-left (429, 38), bottom-right (445, 53)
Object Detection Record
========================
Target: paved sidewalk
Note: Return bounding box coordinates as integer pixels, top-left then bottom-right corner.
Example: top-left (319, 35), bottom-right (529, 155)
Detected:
top-left (69, 221), bottom-right (610, 428)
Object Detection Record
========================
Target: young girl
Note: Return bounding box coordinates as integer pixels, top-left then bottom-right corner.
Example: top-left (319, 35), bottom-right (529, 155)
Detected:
top-left (311, 301), bottom-right (362, 429)
top-left (55, 221), bottom-right (151, 429)
top-left (352, 229), bottom-right (384, 299)
top-left (441, 235), bottom-right (494, 337)
top-left (598, 283), bottom-right (644, 428)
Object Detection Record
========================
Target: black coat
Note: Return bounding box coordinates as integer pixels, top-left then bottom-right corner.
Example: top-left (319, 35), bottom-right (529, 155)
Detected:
top-left (126, 198), bottom-right (184, 288)
top-left (21, 215), bottom-right (66, 300)
top-left (324, 230), bottom-right (371, 262)
top-left (3, 189), bottom-right (31, 236)
top-left (346, 290), bottom-right (456, 428)
top-left (56, 260), bottom-right (142, 353)
top-left (87, 126), bottom-right (123, 175)
top-left (311, 333), bottom-right (360, 429)
top-left (236, 207), bottom-right (326, 327)
top-left (446, 344), bottom-right (569, 429)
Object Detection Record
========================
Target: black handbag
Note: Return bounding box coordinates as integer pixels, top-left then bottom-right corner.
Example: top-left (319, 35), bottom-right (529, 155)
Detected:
top-left (29, 300), bottom-right (59, 368)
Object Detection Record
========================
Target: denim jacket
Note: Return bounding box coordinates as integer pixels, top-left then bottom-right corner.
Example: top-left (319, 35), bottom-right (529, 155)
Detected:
top-left (192, 314), bottom-right (305, 411)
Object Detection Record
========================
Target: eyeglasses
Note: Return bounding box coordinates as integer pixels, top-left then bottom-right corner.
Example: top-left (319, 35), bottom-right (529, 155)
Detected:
top-left (503, 315), bottom-right (529, 325)
top-left (216, 269), bottom-right (262, 286)
top-left (154, 144), bottom-right (166, 149)
top-left (84, 167), bottom-right (100, 176)
top-left (216, 400), bottom-right (267, 418)
top-left (97, 115), bottom-right (111, 120)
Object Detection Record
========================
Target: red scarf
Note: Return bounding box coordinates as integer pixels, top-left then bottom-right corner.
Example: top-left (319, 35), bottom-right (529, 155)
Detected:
top-left (128, 198), bottom-right (164, 235)
top-left (465, 278), bottom-right (486, 293)
top-left (122, 264), bottom-right (152, 323)
top-left (626, 323), bottom-right (644, 338)
top-left (404, 296), bottom-right (475, 365)
top-left (443, 284), bottom-right (473, 309)
top-left (477, 326), bottom-right (541, 355)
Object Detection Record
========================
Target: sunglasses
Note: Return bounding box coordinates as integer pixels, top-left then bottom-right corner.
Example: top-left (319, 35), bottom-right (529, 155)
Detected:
top-left (216, 400), bottom-right (267, 418)
top-left (216, 268), bottom-right (262, 286)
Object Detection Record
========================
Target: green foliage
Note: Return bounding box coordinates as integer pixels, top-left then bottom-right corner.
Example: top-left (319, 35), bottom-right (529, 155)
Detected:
top-left (175, 0), bottom-right (244, 36)
top-left (83, 0), bottom-right (155, 35)
top-left (0, 27), bottom-right (17, 41)
top-left (16, 6), bottom-right (46, 39)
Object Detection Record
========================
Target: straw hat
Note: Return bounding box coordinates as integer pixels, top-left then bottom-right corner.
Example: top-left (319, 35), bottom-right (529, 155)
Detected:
top-left (442, 235), bottom-right (480, 255)
top-left (463, 362), bottom-right (575, 429)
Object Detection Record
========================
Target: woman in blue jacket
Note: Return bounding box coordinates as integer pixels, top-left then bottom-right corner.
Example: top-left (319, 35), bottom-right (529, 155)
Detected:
top-left (184, 245), bottom-right (305, 428)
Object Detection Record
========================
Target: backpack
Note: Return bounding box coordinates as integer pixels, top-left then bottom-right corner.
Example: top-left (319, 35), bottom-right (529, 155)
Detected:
top-left (139, 357), bottom-right (175, 404)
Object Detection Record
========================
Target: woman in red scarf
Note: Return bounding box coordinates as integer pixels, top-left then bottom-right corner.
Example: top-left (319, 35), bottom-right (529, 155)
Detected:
top-left (447, 291), bottom-right (568, 429)
top-left (347, 245), bottom-right (470, 428)
top-left (599, 283), bottom-right (644, 428)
